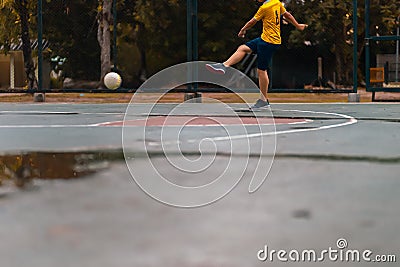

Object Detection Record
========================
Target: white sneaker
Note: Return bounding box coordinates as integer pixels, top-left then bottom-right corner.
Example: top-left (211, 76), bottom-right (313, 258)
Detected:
top-left (205, 63), bottom-right (226, 74)
top-left (250, 99), bottom-right (270, 110)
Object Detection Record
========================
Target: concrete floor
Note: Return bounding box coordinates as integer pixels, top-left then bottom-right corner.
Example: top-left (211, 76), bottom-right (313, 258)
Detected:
top-left (0, 103), bottom-right (399, 266)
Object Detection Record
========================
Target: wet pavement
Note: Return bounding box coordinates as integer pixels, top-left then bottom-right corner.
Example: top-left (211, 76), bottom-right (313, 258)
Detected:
top-left (0, 102), bottom-right (399, 266)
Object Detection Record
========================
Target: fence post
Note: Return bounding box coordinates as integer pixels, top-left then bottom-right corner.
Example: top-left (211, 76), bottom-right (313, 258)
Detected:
top-left (396, 15), bottom-right (399, 82)
top-left (364, 0), bottom-right (370, 91)
top-left (353, 0), bottom-right (358, 92)
top-left (186, 0), bottom-right (200, 102)
top-left (37, 0), bottom-right (43, 91)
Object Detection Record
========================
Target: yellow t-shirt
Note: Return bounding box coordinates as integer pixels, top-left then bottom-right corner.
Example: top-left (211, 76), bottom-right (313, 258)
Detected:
top-left (253, 0), bottom-right (287, 44)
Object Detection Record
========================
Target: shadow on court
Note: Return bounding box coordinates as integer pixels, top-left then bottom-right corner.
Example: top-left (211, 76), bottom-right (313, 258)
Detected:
top-left (0, 103), bottom-right (399, 266)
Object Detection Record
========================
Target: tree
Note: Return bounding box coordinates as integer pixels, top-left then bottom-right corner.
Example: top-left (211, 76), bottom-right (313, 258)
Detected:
top-left (0, 1), bottom-right (19, 52)
top-left (125, 0), bottom-right (256, 80)
top-left (130, 0), bottom-right (184, 79)
top-left (42, 0), bottom-right (100, 81)
top-left (1, 0), bottom-right (105, 87)
top-left (15, 0), bottom-right (38, 89)
top-left (97, 0), bottom-right (113, 87)
top-left (198, 0), bottom-right (256, 62)
top-left (286, 0), bottom-right (400, 85)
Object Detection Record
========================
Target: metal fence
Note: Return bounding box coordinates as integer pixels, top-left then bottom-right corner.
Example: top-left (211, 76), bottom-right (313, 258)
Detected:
top-left (2, 0), bottom-right (363, 94)
top-left (364, 0), bottom-right (400, 101)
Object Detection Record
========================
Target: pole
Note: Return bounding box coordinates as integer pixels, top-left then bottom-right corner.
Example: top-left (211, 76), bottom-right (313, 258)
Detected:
top-left (186, 0), bottom-right (199, 99)
top-left (186, 0), bottom-right (193, 92)
top-left (187, 0), bottom-right (193, 63)
top-left (192, 0), bottom-right (198, 62)
top-left (365, 0), bottom-right (370, 90)
top-left (396, 15), bottom-right (399, 82)
top-left (192, 0), bottom-right (198, 93)
top-left (37, 0), bottom-right (43, 91)
top-left (353, 0), bottom-right (358, 92)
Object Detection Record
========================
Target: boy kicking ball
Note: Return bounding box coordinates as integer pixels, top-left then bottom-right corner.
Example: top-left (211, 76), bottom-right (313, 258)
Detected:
top-left (206, 0), bottom-right (308, 110)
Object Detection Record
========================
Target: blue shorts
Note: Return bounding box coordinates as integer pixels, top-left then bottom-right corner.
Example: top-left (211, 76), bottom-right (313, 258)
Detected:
top-left (245, 37), bottom-right (280, 71)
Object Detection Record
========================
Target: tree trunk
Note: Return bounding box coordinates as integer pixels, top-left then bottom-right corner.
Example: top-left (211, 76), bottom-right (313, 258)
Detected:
top-left (97, 0), bottom-right (112, 88)
top-left (15, 0), bottom-right (38, 89)
top-left (137, 22), bottom-right (147, 82)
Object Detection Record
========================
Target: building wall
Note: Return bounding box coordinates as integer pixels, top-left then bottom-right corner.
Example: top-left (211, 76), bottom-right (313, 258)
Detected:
top-left (0, 54), bottom-right (11, 88)
top-left (377, 54), bottom-right (400, 82)
top-left (0, 52), bottom-right (25, 89)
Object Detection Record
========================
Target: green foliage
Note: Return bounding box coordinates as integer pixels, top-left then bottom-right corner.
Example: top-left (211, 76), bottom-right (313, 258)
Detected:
top-left (0, 3), bottom-right (19, 53)
top-left (198, 0), bottom-right (256, 61)
top-left (0, 0), bottom-right (36, 54)
top-left (2, 0), bottom-right (399, 86)
top-left (285, 0), bottom-right (400, 84)
top-left (42, 0), bottom-right (100, 80)
top-left (133, 0), bottom-right (186, 70)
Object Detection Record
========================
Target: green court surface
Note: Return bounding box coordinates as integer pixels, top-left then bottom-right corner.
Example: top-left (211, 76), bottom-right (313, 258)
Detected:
top-left (0, 102), bottom-right (399, 266)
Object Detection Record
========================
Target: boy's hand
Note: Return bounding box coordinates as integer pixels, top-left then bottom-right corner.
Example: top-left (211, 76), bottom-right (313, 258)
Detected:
top-left (297, 24), bottom-right (308, 31)
top-left (238, 29), bottom-right (246, 38)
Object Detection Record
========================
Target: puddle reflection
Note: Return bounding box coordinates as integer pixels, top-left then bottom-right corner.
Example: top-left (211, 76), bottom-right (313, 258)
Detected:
top-left (0, 151), bottom-right (123, 188)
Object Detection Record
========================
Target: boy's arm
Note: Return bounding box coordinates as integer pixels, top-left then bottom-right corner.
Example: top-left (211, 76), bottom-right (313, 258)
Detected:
top-left (282, 12), bottom-right (308, 31)
top-left (238, 18), bottom-right (258, 37)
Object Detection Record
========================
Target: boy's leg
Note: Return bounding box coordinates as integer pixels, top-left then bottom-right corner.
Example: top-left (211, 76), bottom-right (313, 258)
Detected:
top-left (206, 38), bottom-right (258, 74)
top-left (249, 69), bottom-right (270, 110)
top-left (253, 42), bottom-right (279, 104)
top-left (206, 44), bottom-right (252, 74)
top-left (257, 69), bottom-right (269, 101)
top-left (223, 45), bottom-right (252, 67)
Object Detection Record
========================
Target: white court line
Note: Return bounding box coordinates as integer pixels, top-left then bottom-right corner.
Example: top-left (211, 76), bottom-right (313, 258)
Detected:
top-left (0, 125), bottom-right (101, 128)
top-left (137, 109), bottom-right (357, 194)
top-left (207, 109), bottom-right (357, 142)
top-left (203, 109), bottom-right (358, 194)
top-left (95, 118), bottom-right (311, 127)
top-left (0, 111), bottom-right (78, 115)
top-left (0, 121), bottom-right (299, 128)
top-left (0, 111), bottom-right (125, 115)
top-left (145, 109), bottom-right (355, 146)
top-left (0, 110), bottom-right (353, 130)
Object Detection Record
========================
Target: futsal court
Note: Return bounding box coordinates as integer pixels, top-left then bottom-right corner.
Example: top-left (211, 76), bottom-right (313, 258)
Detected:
top-left (0, 101), bottom-right (399, 266)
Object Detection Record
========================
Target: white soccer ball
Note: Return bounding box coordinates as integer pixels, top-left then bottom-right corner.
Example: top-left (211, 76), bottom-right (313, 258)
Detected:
top-left (104, 72), bottom-right (122, 89)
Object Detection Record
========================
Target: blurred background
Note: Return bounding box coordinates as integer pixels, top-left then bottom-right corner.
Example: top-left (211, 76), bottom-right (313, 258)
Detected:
top-left (0, 0), bottom-right (399, 90)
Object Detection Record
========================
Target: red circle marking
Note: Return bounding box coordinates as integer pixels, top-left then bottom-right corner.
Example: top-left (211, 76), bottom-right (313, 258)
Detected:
top-left (100, 116), bottom-right (307, 126)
